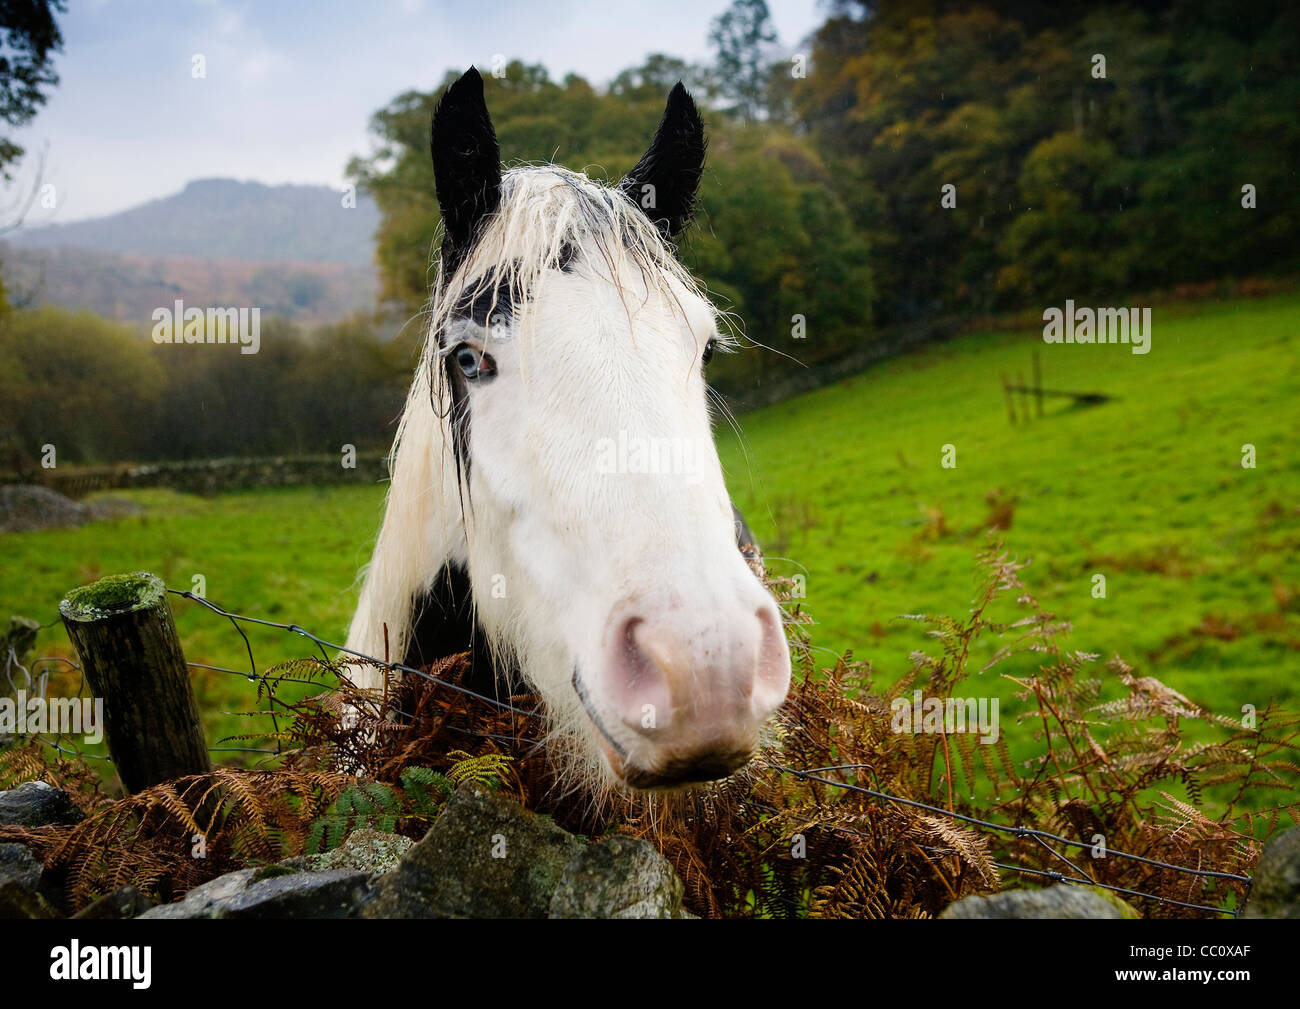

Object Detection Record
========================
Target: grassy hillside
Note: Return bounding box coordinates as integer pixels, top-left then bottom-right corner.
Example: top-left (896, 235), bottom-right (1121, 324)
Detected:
top-left (1, 293), bottom-right (1296, 761)
top-left (721, 293), bottom-right (1300, 720)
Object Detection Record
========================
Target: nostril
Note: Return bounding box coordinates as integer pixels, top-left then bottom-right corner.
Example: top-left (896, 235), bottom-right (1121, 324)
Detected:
top-left (603, 615), bottom-right (674, 734)
top-left (752, 603), bottom-right (792, 717)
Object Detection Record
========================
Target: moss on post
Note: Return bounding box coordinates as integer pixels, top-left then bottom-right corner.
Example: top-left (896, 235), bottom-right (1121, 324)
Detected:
top-left (60, 572), bottom-right (209, 793)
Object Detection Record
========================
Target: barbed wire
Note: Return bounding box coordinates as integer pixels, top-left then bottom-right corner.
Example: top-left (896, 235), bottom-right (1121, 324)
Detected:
top-left (1, 589), bottom-right (1256, 918)
top-left (768, 763), bottom-right (1250, 917)
top-left (168, 589), bottom-right (544, 722)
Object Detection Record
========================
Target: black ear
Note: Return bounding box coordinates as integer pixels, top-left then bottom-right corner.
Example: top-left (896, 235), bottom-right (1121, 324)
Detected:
top-left (620, 83), bottom-right (706, 240)
top-left (431, 67), bottom-right (502, 260)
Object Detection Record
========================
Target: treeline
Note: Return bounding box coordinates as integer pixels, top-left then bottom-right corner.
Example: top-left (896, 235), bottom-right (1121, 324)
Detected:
top-left (792, 0), bottom-right (1299, 323)
top-left (0, 307), bottom-right (410, 468)
top-left (350, 56), bottom-right (875, 395)
top-left (354, 0), bottom-right (1298, 394)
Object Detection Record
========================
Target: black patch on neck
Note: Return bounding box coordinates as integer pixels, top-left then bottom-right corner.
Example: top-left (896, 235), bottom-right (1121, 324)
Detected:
top-left (404, 562), bottom-right (500, 696)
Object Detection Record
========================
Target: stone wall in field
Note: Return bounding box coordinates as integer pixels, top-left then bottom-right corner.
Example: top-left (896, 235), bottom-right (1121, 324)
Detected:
top-left (3, 454), bottom-right (390, 499)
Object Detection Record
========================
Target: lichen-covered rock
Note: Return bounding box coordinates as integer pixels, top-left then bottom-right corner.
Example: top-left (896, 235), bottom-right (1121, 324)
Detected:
top-left (549, 835), bottom-right (686, 919)
top-left (0, 842), bottom-right (43, 892)
top-left (139, 867), bottom-right (368, 919)
top-left (282, 829), bottom-right (413, 880)
top-left (73, 885), bottom-right (156, 920)
top-left (0, 781), bottom-right (85, 828)
top-left (941, 884), bottom-right (1137, 919)
top-left (1242, 826), bottom-right (1300, 919)
top-left (361, 781), bottom-right (582, 918)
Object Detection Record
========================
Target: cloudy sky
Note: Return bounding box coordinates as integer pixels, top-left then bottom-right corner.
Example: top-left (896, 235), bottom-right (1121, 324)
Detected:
top-left (8, 0), bottom-right (825, 225)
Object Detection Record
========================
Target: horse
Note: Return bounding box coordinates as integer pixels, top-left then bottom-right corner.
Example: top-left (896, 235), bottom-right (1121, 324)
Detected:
top-left (346, 67), bottom-right (791, 794)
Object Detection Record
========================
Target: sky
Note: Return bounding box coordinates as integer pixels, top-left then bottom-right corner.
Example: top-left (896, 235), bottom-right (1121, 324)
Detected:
top-left (7, 0), bottom-right (826, 225)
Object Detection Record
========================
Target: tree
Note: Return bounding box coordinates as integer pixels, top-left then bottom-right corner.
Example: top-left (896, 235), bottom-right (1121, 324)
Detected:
top-left (0, 306), bottom-right (164, 463)
top-left (0, 0), bottom-right (65, 179)
top-left (709, 0), bottom-right (778, 122)
top-left (795, 0), bottom-right (1300, 321)
top-left (610, 54), bottom-right (718, 104)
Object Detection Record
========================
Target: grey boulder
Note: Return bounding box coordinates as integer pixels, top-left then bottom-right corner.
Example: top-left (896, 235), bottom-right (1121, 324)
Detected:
top-left (550, 835), bottom-right (687, 919)
top-left (0, 781), bottom-right (85, 828)
top-left (139, 866), bottom-right (368, 919)
top-left (361, 781), bottom-right (582, 918)
top-left (942, 884), bottom-right (1137, 919)
top-left (1242, 826), bottom-right (1300, 919)
top-left (0, 842), bottom-right (44, 892)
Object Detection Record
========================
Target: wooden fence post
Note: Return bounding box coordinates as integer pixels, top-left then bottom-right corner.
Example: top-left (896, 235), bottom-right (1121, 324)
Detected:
top-left (1001, 372), bottom-right (1017, 424)
top-left (59, 572), bottom-right (209, 793)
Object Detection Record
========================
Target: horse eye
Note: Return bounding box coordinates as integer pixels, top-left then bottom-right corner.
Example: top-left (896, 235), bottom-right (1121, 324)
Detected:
top-left (702, 339), bottom-right (716, 366)
top-left (453, 343), bottom-right (496, 381)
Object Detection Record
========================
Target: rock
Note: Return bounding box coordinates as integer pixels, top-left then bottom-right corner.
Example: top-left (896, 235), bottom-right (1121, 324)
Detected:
top-left (1243, 826), bottom-right (1300, 919)
top-left (139, 868), bottom-right (369, 919)
top-left (0, 781), bottom-right (86, 828)
top-left (73, 885), bottom-right (156, 920)
top-left (282, 829), bottom-right (413, 880)
top-left (361, 781), bottom-right (583, 918)
top-left (0, 842), bottom-right (43, 891)
top-left (941, 884), bottom-right (1138, 919)
top-left (0, 485), bottom-right (90, 534)
top-left (549, 835), bottom-right (686, 919)
top-left (138, 868), bottom-right (257, 918)
top-left (0, 880), bottom-right (57, 919)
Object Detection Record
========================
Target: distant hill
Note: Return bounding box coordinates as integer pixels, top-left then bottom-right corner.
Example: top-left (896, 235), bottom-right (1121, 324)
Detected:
top-left (8, 179), bottom-right (381, 264)
top-left (0, 245), bottom-right (379, 328)
top-left (0, 179), bottom-right (390, 326)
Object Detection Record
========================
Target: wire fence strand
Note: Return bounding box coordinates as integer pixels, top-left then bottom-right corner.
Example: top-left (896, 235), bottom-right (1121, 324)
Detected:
top-left (768, 763), bottom-right (1250, 917)
top-left (2, 586), bottom-right (1255, 918)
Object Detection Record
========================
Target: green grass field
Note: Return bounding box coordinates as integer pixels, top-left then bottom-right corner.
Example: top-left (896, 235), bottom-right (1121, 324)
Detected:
top-left (2, 293), bottom-right (1298, 766)
top-left (724, 293), bottom-right (1300, 718)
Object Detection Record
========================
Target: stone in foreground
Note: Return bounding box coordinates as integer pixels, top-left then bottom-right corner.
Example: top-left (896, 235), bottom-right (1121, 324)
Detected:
top-left (0, 781), bottom-right (85, 828)
top-left (0, 842), bottom-right (44, 892)
top-left (139, 867), bottom-right (368, 919)
top-left (361, 781), bottom-right (582, 918)
top-left (549, 835), bottom-right (687, 918)
top-left (941, 884), bottom-right (1138, 919)
top-left (281, 828), bottom-right (413, 880)
top-left (1242, 826), bottom-right (1300, 919)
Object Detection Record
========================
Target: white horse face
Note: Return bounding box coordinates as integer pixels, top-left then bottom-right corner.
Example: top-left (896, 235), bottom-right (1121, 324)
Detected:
top-left (354, 68), bottom-right (792, 792)
top-left (446, 194), bottom-right (790, 789)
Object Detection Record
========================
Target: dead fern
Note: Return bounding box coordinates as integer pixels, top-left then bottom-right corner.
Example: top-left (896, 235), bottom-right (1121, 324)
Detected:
top-left (2, 542), bottom-right (1296, 917)
top-left (0, 766), bottom-right (350, 910)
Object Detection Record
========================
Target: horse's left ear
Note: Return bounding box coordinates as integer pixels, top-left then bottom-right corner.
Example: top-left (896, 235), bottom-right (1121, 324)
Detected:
top-left (620, 82), bottom-right (706, 240)
top-left (431, 67), bottom-right (502, 257)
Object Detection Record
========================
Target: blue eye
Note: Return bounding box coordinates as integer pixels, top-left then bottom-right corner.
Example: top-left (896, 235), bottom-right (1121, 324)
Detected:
top-left (453, 343), bottom-right (496, 380)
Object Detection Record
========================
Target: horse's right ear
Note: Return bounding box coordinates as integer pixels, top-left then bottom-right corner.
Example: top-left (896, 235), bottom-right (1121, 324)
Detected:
top-left (431, 67), bottom-right (502, 256)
